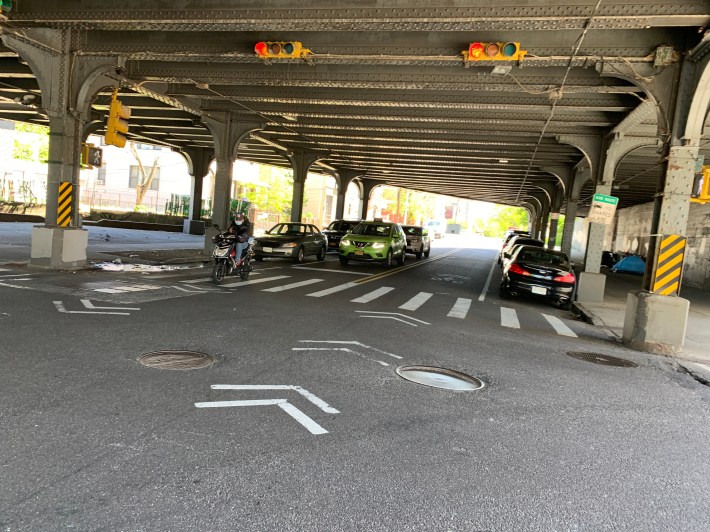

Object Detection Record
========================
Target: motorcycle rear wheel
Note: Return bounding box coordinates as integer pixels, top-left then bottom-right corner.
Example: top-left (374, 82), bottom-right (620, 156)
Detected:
top-left (211, 262), bottom-right (227, 284)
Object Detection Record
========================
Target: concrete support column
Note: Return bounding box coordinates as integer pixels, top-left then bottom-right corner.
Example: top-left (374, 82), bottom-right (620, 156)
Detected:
top-left (289, 150), bottom-right (319, 222)
top-left (547, 213), bottom-right (561, 249)
top-left (335, 170), bottom-right (362, 220)
top-left (359, 179), bottom-right (379, 220)
top-left (538, 207), bottom-right (550, 244)
top-left (180, 147), bottom-right (212, 235)
top-left (211, 155), bottom-right (233, 230)
top-left (561, 166), bottom-right (591, 257)
top-left (45, 113), bottom-right (82, 226)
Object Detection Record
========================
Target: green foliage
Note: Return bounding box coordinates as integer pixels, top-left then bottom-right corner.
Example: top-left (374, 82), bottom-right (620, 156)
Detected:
top-left (11, 123), bottom-right (49, 162)
top-left (240, 165), bottom-right (293, 218)
top-left (481, 205), bottom-right (529, 237)
top-left (12, 140), bottom-right (34, 161)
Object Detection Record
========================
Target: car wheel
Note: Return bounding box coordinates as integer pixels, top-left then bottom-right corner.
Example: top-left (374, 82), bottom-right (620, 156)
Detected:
top-left (397, 247), bottom-right (405, 265)
top-left (316, 245), bottom-right (326, 261)
top-left (416, 245), bottom-right (423, 260)
top-left (384, 249), bottom-right (393, 268)
top-left (424, 247), bottom-right (430, 258)
top-left (293, 246), bottom-right (305, 263)
top-left (339, 256), bottom-right (349, 266)
top-left (499, 282), bottom-right (510, 299)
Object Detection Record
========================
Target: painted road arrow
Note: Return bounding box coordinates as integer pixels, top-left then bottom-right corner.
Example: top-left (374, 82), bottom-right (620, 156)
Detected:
top-left (195, 384), bottom-right (339, 435)
top-left (53, 299), bottom-right (140, 315)
top-left (294, 340), bottom-right (403, 367)
top-left (355, 310), bottom-right (430, 327)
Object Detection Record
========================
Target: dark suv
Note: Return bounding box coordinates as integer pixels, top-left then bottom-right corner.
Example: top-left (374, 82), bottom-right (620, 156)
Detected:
top-left (322, 219), bottom-right (361, 251)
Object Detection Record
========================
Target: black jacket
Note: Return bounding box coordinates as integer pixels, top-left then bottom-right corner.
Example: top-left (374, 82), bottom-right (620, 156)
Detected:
top-left (229, 218), bottom-right (251, 242)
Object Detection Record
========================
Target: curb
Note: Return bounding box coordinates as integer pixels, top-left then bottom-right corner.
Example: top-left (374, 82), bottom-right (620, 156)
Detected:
top-left (572, 302), bottom-right (605, 327)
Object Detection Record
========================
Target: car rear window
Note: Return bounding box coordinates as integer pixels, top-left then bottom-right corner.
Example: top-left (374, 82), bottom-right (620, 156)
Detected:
top-left (519, 250), bottom-right (569, 267)
top-left (403, 227), bottom-right (422, 236)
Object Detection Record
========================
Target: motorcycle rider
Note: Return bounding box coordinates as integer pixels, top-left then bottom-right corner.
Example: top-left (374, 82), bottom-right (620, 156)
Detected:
top-left (228, 212), bottom-right (251, 267)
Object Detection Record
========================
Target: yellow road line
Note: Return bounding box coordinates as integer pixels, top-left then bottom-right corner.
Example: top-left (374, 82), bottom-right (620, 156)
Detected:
top-left (353, 249), bottom-right (460, 285)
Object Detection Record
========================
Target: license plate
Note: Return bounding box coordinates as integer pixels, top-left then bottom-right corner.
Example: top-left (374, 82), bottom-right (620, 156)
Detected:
top-left (355, 250), bottom-right (364, 256)
top-left (263, 247), bottom-right (272, 253)
top-left (532, 286), bottom-right (547, 295)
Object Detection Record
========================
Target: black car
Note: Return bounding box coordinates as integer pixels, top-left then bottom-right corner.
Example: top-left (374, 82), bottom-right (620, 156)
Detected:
top-left (322, 219), bottom-right (361, 251)
top-left (499, 245), bottom-right (576, 309)
top-left (253, 223), bottom-right (327, 263)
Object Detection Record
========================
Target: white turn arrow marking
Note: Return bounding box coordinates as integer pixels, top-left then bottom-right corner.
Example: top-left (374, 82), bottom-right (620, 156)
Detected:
top-left (81, 300), bottom-right (140, 311)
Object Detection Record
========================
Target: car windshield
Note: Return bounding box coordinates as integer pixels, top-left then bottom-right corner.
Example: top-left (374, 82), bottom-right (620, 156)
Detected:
top-left (352, 223), bottom-right (392, 237)
top-left (267, 223), bottom-right (306, 236)
top-left (327, 221), bottom-right (356, 231)
top-left (403, 226), bottom-right (422, 236)
top-left (519, 249), bottom-right (569, 267)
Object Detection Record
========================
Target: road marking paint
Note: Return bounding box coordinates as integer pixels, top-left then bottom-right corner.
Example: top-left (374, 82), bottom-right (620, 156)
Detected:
top-left (220, 275), bottom-right (290, 288)
top-left (299, 340), bottom-right (402, 359)
top-left (351, 286), bottom-right (395, 303)
top-left (292, 347), bottom-right (389, 366)
top-left (0, 281), bottom-right (33, 289)
top-left (542, 314), bottom-right (578, 337)
top-left (353, 311), bottom-right (430, 325)
top-left (194, 399), bottom-right (328, 435)
top-left (479, 260), bottom-right (497, 301)
top-left (53, 301), bottom-right (131, 316)
top-left (500, 307), bottom-right (520, 329)
top-left (80, 300), bottom-right (140, 311)
top-left (182, 271), bottom-right (263, 284)
top-left (353, 249), bottom-right (460, 285)
top-left (94, 283), bottom-right (162, 294)
top-left (210, 384), bottom-right (340, 413)
top-left (262, 279), bottom-right (324, 292)
top-left (399, 292), bottom-right (433, 311)
top-left (447, 298), bottom-right (472, 319)
top-left (306, 281), bottom-right (359, 297)
top-left (0, 274), bottom-right (32, 279)
top-left (292, 266), bottom-right (371, 276)
top-left (358, 315), bottom-right (417, 326)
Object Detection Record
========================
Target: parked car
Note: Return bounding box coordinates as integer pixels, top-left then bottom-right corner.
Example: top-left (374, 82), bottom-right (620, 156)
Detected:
top-left (339, 221), bottom-right (406, 267)
top-left (401, 225), bottom-right (431, 259)
top-left (500, 230), bottom-right (530, 256)
top-left (426, 220), bottom-right (443, 239)
top-left (253, 222), bottom-right (327, 263)
top-left (322, 219), bottom-right (361, 252)
top-left (499, 245), bottom-right (576, 309)
top-left (499, 236), bottom-right (544, 266)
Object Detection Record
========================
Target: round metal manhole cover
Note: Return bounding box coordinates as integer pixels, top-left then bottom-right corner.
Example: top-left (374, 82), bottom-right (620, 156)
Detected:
top-left (137, 350), bottom-right (215, 370)
top-left (396, 365), bottom-right (484, 391)
top-left (567, 352), bottom-right (638, 368)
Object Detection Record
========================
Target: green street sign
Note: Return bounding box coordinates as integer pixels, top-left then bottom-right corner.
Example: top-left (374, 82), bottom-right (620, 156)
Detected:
top-left (592, 193), bottom-right (619, 206)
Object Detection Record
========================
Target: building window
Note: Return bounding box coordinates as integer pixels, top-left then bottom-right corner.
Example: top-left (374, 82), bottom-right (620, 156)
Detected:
top-left (97, 164), bottom-right (107, 186)
top-left (129, 165), bottom-right (160, 190)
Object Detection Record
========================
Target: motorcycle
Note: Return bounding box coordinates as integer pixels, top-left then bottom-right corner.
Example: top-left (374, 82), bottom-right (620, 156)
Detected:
top-left (210, 229), bottom-right (255, 284)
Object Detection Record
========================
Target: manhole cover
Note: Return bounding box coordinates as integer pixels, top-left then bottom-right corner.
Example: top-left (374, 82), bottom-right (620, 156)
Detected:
top-left (137, 350), bottom-right (215, 370)
top-left (396, 365), bottom-right (484, 391)
top-left (567, 352), bottom-right (638, 368)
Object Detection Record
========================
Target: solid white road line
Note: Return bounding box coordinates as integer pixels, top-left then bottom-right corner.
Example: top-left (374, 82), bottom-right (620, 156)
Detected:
top-left (262, 278), bottom-right (324, 292)
top-left (399, 292), bottom-right (433, 311)
top-left (479, 260), bottom-right (497, 301)
top-left (351, 286), bottom-right (395, 303)
top-left (292, 266), bottom-right (371, 276)
top-left (306, 281), bottom-right (359, 298)
top-left (447, 298), bottom-right (472, 319)
top-left (221, 275), bottom-right (290, 288)
top-left (542, 314), bottom-right (578, 337)
top-left (500, 307), bottom-right (520, 329)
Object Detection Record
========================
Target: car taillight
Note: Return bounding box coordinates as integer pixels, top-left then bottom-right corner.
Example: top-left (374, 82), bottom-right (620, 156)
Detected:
top-left (509, 263), bottom-right (530, 276)
top-left (554, 272), bottom-right (576, 283)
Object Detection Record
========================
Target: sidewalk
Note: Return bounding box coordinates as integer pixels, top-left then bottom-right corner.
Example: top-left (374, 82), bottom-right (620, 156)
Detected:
top-left (574, 268), bottom-right (710, 377)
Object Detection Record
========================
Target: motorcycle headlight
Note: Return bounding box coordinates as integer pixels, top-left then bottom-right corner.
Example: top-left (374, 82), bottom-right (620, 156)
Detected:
top-left (281, 242), bottom-right (297, 248)
top-left (370, 242), bottom-right (386, 249)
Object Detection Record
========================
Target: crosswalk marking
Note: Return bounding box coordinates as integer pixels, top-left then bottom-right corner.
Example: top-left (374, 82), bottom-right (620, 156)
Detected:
top-left (447, 298), bottom-right (472, 319)
top-left (306, 281), bottom-right (359, 298)
top-left (500, 307), bottom-right (520, 329)
top-left (221, 275), bottom-right (290, 288)
top-left (351, 286), bottom-right (395, 304)
top-left (262, 279), bottom-right (324, 292)
top-left (399, 292), bottom-right (433, 311)
top-left (94, 283), bottom-right (162, 294)
top-left (542, 314), bottom-right (578, 337)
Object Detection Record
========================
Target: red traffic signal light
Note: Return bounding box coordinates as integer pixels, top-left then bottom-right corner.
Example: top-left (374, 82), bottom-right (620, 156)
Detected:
top-left (254, 41), bottom-right (312, 60)
top-left (464, 42), bottom-right (526, 62)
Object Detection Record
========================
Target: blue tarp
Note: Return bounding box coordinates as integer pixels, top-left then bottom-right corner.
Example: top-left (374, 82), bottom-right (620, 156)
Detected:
top-left (611, 255), bottom-right (646, 274)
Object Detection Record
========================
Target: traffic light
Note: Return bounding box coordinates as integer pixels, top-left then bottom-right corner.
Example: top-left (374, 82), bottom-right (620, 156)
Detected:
top-left (105, 90), bottom-right (131, 148)
top-left (254, 41), bottom-right (312, 60)
top-left (464, 42), bottom-right (526, 62)
top-left (81, 143), bottom-right (103, 168)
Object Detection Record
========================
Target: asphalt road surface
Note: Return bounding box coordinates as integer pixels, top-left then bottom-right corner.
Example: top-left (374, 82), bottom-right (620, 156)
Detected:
top-left (1, 235), bottom-right (709, 531)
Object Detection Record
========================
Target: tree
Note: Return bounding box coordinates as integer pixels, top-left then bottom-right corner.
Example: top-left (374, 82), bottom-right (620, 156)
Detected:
top-left (482, 205), bottom-right (529, 237)
top-left (129, 142), bottom-right (160, 209)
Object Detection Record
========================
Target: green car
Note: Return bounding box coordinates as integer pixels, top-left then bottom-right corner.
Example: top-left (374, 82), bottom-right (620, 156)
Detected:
top-left (338, 221), bottom-right (407, 267)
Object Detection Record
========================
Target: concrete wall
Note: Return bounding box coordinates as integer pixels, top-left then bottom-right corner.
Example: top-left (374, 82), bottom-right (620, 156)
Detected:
top-left (570, 217), bottom-right (614, 265)
top-left (612, 201), bottom-right (710, 290)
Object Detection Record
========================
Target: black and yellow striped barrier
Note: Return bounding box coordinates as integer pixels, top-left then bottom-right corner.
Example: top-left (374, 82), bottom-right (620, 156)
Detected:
top-left (651, 234), bottom-right (686, 296)
top-left (57, 182), bottom-right (73, 227)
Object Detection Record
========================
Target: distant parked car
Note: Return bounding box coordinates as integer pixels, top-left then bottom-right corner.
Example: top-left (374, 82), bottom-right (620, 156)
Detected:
top-left (322, 219), bottom-right (361, 252)
top-left (499, 245), bottom-right (576, 309)
top-left (426, 221), bottom-right (443, 239)
top-left (401, 225), bottom-right (431, 259)
top-left (253, 223), bottom-right (327, 263)
top-left (499, 236), bottom-right (544, 266)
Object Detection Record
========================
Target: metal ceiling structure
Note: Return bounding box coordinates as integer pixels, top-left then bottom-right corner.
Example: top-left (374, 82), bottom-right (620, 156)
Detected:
top-left (0, 1), bottom-right (709, 217)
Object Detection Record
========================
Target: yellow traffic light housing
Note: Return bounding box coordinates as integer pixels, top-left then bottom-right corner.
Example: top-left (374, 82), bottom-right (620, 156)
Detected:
top-left (105, 90), bottom-right (131, 148)
top-left (463, 42), bottom-right (526, 62)
top-left (81, 143), bottom-right (103, 168)
top-left (254, 41), bottom-right (312, 60)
